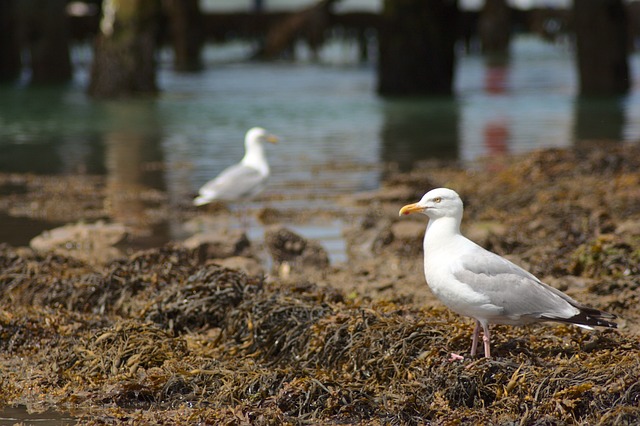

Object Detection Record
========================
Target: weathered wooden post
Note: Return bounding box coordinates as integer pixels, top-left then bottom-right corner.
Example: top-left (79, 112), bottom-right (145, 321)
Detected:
top-left (573, 0), bottom-right (629, 96)
top-left (478, 0), bottom-right (511, 58)
top-left (88, 0), bottom-right (161, 98)
top-left (14, 0), bottom-right (72, 84)
top-left (0, 0), bottom-right (21, 82)
top-left (377, 0), bottom-right (459, 96)
top-left (164, 0), bottom-right (203, 72)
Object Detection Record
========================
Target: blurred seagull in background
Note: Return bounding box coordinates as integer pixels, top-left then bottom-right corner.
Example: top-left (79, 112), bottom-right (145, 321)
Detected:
top-left (399, 187), bottom-right (617, 359)
top-left (194, 127), bottom-right (278, 207)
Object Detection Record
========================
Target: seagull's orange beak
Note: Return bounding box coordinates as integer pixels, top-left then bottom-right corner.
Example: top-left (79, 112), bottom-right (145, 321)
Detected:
top-left (399, 202), bottom-right (423, 216)
top-left (266, 135), bottom-right (279, 144)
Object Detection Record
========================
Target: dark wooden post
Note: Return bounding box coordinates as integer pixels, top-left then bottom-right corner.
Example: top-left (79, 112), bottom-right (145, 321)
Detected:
top-left (0, 0), bottom-right (21, 82)
top-left (377, 0), bottom-right (459, 96)
top-left (479, 0), bottom-right (511, 58)
top-left (164, 0), bottom-right (203, 72)
top-left (574, 0), bottom-right (629, 96)
top-left (88, 0), bottom-right (161, 98)
top-left (15, 0), bottom-right (72, 84)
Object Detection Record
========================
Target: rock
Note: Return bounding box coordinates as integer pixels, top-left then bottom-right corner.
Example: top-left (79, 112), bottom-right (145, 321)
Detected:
top-left (183, 229), bottom-right (253, 260)
top-left (213, 256), bottom-right (264, 277)
top-left (369, 220), bottom-right (424, 256)
top-left (264, 226), bottom-right (330, 274)
top-left (465, 221), bottom-right (508, 247)
top-left (616, 219), bottom-right (640, 236)
top-left (343, 211), bottom-right (393, 261)
top-left (256, 207), bottom-right (282, 225)
top-left (390, 220), bottom-right (424, 241)
top-left (30, 221), bottom-right (127, 264)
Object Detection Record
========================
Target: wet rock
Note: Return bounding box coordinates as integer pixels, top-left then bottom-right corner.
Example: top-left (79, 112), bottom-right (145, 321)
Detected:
top-left (351, 185), bottom-right (415, 205)
top-left (343, 211), bottom-right (392, 261)
top-left (264, 226), bottom-right (329, 275)
top-left (183, 229), bottom-right (253, 260)
top-left (390, 220), bottom-right (425, 241)
top-left (371, 227), bottom-right (394, 253)
top-left (465, 221), bottom-right (509, 247)
top-left (368, 220), bottom-right (424, 257)
top-left (378, 170), bottom-right (441, 203)
top-left (616, 219), bottom-right (640, 236)
top-left (29, 221), bottom-right (127, 264)
top-left (256, 206), bottom-right (282, 225)
top-left (213, 256), bottom-right (264, 277)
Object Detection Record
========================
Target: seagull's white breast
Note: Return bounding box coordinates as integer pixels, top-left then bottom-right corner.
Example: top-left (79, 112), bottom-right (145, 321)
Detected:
top-left (423, 231), bottom-right (502, 320)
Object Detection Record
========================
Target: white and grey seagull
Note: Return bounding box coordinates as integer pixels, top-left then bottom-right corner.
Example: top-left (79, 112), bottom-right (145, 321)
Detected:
top-left (194, 127), bottom-right (278, 207)
top-left (399, 187), bottom-right (617, 358)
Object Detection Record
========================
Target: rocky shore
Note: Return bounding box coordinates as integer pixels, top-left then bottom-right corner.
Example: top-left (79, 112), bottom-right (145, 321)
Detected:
top-left (1, 144), bottom-right (639, 424)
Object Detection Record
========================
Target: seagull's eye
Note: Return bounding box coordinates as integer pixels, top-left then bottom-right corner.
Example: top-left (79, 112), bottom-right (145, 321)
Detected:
top-left (433, 197), bottom-right (442, 203)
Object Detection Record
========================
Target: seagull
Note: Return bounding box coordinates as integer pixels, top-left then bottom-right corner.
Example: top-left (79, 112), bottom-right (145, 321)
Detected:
top-left (399, 187), bottom-right (617, 358)
top-left (194, 127), bottom-right (278, 207)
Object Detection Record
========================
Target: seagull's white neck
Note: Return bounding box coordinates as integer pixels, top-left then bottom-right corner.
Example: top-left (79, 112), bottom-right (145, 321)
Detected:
top-left (241, 139), bottom-right (269, 175)
top-left (424, 215), bottom-right (462, 245)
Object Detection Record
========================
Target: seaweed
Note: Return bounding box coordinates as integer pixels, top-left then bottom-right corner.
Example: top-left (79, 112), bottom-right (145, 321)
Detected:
top-left (145, 266), bottom-right (264, 334)
top-left (1, 145), bottom-right (640, 424)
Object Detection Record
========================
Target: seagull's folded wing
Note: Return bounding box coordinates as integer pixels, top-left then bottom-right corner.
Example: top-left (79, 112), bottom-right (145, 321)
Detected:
top-left (198, 164), bottom-right (266, 200)
top-left (453, 247), bottom-right (580, 324)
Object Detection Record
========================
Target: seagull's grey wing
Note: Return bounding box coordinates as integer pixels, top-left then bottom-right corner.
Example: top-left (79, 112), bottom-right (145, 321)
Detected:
top-left (198, 163), bottom-right (266, 201)
top-left (453, 246), bottom-right (580, 323)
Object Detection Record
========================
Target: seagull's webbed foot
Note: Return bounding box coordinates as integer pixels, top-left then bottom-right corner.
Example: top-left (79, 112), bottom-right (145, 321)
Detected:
top-left (448, 353), bottom-right (465, 362)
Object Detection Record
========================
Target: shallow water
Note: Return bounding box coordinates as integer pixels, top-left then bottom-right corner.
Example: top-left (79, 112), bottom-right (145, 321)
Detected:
top-left (0, 405), bottom-right (74, 425)
top-left (0, 36), bottom-right (638, 261)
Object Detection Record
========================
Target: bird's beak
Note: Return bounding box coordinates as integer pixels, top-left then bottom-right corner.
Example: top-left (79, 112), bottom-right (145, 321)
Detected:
top-left (266, 135), bottom-right (279, 144)
top-left (399, 202), bottom-right (423, 216)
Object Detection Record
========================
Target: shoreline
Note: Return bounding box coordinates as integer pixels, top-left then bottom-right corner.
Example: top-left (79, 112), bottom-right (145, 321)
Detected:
top-left (1, 144), bottom-right (639, 423)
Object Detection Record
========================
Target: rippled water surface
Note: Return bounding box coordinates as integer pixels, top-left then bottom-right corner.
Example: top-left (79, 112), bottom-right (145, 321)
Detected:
top-left (1, 36), bottom-right (639, 258)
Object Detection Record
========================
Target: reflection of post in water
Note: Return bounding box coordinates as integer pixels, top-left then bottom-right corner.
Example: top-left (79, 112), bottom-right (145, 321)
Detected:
top-left (380, 98), bottom-right (459, 171)
top-left (484, 61), bottom-right (509, 95)
top-left (483, 58), bottom-right (510, 159)
top-left (103, 103), bottom-right (168, 246)
top-left (573, 97), bottom-right (626, 146)
top-left (483, 120), bottom-right (509, 157)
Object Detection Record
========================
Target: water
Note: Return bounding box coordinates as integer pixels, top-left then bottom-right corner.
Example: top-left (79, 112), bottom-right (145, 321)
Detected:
top-left (0, 405), bottom-right (74, 425)
top-left (0, 36), bottom-right (639, 262)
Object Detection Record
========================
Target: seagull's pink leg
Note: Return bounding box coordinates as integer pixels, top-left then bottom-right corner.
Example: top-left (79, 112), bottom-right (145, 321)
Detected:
top-left (481, 322), bottom-right (491, 358)
top-left (470, 320), bottom-right (481, 356)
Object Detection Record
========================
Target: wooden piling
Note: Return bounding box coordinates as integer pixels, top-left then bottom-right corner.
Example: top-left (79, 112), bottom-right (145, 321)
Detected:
top-left (377, 0), bottom-right (459, 96)
top-left (574, 0), bottom-right (630, 96)
top-left (88, 0), bottom-right (161, 98)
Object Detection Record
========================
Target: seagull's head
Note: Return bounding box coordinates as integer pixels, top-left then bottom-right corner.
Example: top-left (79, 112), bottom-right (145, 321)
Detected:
top-left (245, 127), bottom-right (279, 148)
top-left (399, 188), bottom-right (463, 220)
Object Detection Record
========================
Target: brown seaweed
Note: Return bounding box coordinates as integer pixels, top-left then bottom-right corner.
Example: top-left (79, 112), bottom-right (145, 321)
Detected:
top-left (1, 145), bottom-right (640, 424)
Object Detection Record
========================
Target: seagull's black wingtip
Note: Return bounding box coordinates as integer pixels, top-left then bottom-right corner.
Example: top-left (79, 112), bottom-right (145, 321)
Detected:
top-left (542, 308), bottom-right (618, 329)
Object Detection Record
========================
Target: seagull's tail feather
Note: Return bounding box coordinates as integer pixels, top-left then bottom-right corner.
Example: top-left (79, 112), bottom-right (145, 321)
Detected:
top-left (542, 306), bottom-right (618, 329)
